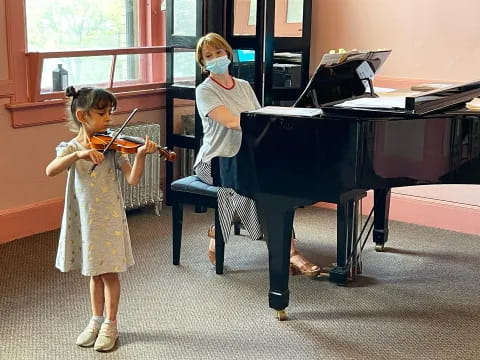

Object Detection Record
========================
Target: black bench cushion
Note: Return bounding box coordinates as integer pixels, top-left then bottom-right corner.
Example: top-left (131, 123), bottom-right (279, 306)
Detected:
top-left (170, 175), bottom-right (218, 197)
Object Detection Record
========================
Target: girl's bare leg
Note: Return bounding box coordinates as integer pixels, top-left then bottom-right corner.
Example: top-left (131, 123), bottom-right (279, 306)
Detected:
top-left (76, 276), bottom-right (106, 347)
top-left (101, 273), bottom-right (120, 321)
top-left (90, 275), bottom-right (105, 317)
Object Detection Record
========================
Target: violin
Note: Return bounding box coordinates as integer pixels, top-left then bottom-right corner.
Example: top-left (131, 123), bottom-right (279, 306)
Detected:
top-left (88, 108), bottom-right (175, 174)
top-left (90, 131), bottom-right (177, 161)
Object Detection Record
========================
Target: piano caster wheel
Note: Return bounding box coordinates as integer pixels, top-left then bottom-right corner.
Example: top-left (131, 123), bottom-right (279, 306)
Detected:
top-left (375, 244), bottom-right (385, 252)
top-left (275, 310), bottom-right (287, 321)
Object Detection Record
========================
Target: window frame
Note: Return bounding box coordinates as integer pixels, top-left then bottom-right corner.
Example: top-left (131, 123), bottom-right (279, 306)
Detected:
top-left (6, 0), bottom-right (166, 104)
top-left (27, 47), bottom-right (168, 102)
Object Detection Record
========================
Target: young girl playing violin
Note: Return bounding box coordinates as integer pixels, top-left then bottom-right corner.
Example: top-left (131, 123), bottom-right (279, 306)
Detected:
top-left (46, 86), bottom-right (157, 352)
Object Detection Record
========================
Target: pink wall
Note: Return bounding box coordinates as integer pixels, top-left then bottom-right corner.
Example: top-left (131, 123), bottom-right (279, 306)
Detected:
top-left (311, 0), bottom-right (480, 81)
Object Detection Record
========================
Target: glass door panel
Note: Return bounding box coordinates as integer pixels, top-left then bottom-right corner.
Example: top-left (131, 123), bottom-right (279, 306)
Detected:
top-left (173, 0), bottom-right (197, 36)
top-left (231, 49), bottom-right (256, 84)
top-left (272, 51), bottom-right (302, 89)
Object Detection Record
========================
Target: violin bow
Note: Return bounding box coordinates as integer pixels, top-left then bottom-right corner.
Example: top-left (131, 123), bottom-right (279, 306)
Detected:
top-left (88, 108), bottom-right (138, 174)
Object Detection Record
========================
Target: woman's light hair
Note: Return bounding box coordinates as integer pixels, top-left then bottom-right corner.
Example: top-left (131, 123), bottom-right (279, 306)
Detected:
top-left (195, 32), bottom-right (233, 72)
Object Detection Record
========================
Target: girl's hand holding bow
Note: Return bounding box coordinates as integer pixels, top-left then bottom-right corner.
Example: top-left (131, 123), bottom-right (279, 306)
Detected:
top-left (78, 149), bottom-right (105, 165)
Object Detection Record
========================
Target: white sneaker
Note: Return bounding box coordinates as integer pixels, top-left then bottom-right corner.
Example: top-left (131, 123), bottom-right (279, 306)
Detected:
top-left (76, 319), bottom-right (101, 347)
top-left (94, 322), bottom-right (119, 352)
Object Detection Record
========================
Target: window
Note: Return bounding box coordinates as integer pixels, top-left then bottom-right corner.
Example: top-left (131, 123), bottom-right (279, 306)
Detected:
top-left (248, 0), bottom-right (257, 25)
top-left (172, 0), bottom-right (196, 36)
top-left (5, 0), bottom-right (166, 127)
top-left (286, 0), bottom-right (303, 23)
top-left (247, 0), bottom-right (303, 26)
top-left (171, 0), bottom-right (197, 80)
top-left (24, 0), bottom-right (163, 93)
top-left (25, 0), bottom-right (138, 51)
top-left (234, 0), bottom-right (303, 37)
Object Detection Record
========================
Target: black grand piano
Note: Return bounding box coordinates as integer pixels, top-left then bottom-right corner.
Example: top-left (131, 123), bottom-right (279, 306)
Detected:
top-left (218, 58), bottom-right (480, 320)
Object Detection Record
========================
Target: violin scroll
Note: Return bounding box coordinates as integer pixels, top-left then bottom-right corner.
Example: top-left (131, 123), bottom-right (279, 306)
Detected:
top-left (157, 146), bottom-right (177, 161)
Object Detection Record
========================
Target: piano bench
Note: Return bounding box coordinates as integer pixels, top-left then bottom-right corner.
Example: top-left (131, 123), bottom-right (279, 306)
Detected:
top-left (170, 175), bottom-right (240, 274)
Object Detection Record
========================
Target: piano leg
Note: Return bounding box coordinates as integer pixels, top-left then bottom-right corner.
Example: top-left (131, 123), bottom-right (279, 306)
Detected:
top-left (351, 198), bottom-right (362, 277)
top-left (330, 199), bottom-right (358, 285)
top-left (373, 188), bottom-right (391, 252)
top-left (255, 193), bottom-right (297, 320)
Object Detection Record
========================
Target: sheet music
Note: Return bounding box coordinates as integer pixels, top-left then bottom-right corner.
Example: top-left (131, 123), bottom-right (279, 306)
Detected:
top-left (371, 87), bottom-right (396, 93)
top-left (250, 106), bottom-right (323, 117)
top-left (319, 52), bottom-right (350, 66)
top-left (356, 61), bottom-right (375, 79)
top-left (319, 49), bottom-right (391, 69)
top-left (466, 97), bottom-right (480, 111)
top-left (334, 96), bottom-right (406, 110)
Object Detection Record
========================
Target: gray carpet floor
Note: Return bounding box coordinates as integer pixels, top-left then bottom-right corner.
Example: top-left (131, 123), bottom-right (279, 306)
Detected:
top-left (1, 205), bottom-right (480, 360)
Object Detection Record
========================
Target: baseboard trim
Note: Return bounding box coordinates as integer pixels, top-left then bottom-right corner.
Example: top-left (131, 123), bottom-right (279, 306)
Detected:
top-left (2, 192), bottom-right (479, 245)
top-left (0, 198), bottom-right (64, 244)
top-left (316, 192), bottom-right (480, 236)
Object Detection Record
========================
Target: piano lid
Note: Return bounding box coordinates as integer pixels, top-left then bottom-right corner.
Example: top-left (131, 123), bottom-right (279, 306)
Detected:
top-left (404, 80), bottom-right (480, 114)
top-left (320, 81), bottom-right (480, 116)
top-left (324, 80), bottom-right (480, 116)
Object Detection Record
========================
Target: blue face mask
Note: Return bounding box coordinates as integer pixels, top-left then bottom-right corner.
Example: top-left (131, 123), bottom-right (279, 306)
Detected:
top-left (205, 55), bottom-right (231, 74)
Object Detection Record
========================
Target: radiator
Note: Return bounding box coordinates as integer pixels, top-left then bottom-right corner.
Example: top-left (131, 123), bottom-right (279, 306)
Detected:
top-left (116, 123), bottom-right (163, 215)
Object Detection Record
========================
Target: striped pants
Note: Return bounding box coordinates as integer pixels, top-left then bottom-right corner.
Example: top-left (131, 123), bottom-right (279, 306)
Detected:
top-left (194, 161), bottom-right (263, 243)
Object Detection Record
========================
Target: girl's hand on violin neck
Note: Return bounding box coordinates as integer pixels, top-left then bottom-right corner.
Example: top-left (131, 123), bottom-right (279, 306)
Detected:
top-left (77, 149), bottom-right (105, 165)
top-left (137, 136), bottom-right (157, 156)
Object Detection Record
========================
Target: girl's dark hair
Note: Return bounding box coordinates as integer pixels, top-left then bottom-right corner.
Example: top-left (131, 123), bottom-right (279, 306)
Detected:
top-left (65, 86), bottom-right (117, 132)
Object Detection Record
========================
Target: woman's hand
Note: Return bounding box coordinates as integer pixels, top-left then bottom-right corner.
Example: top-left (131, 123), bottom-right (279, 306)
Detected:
top-left (77, 149), bottom-right (105, 164)
top-left (137, 136), bottom-right (158, 156)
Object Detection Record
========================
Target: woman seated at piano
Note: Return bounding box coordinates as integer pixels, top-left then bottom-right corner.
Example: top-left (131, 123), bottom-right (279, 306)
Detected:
top-left (193, 32), bottom-right (321, 277)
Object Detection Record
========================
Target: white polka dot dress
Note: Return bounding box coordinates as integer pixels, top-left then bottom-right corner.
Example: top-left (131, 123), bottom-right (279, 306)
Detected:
top-left (55, 139), bottom-right (134, 276)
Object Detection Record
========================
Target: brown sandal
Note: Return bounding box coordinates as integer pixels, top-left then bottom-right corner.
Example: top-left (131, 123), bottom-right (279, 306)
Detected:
top-left (289, 253), bottom-right (321, 278)
top-left (207, 225), bottom-right (215, 265)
